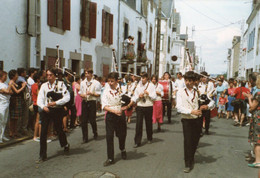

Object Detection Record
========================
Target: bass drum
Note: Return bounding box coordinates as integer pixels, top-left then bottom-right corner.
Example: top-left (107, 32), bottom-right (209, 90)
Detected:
top-left (158, 80), bottom-right (172, 101)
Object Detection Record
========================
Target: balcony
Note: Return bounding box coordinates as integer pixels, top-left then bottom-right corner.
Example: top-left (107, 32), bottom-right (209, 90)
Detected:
top-left (122, 42), bottom-right (136, 64)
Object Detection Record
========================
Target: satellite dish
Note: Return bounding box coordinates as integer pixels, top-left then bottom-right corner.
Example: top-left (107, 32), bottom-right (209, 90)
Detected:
top-left (171, 56), bottom-right (177, 61)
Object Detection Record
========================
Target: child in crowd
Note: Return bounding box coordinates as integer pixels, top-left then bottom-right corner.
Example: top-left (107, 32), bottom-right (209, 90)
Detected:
top-left (218, 92), bottom-right (228, 118)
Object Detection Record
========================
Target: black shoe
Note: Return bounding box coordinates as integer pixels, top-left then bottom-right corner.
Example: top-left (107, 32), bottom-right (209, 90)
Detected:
top-left (35, 157), bottom-right (47, 164)
top-left (200, 132), bottom-right (204, 137)
top-left (168, 120), bottom-right (171, 124)
top-left (147, 140), bottom-right (152, 144)
top-left (94, 133), bottom-right (98, 140)
top-left (103, 159), bottom-right (114, 167)
top-left (64, 144), bottom-right (70, 153)
top-left (133, 143), bottom-right (140, 148)
top-left (183, 167), bottom-right (191, 173)
top-left (157, 128), bottom-right (161, 132)
top-left (121, 151), bottom-right (127, 160)
top-left (82, 139), bottom-right (88, 144)
top-left (205, 131), bottom-right (209, 135)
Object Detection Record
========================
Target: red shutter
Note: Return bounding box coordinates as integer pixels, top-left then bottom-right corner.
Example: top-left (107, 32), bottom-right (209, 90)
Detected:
top-left (48, 0), bottom-right (55, 26)
top-left (102, 10), bottom-right (106, 43)
top-left (89, 2), bottom-right (97, 38)
top-left (80, 0), bottom-right (86, 36)
top-left (109, 13), bottom-right (113, 45)
top-left (62, 0), bottom-right (71, 30)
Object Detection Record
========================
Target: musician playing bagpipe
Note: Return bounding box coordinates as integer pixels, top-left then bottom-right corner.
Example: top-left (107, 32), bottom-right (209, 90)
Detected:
top-left (197, 71), bottom-right (215, 135)
top-left (101, 72), bottom-right (128, 166)
top-left (36, 68), bottom-right (70, 163)
top-left (128, 72), bottom-right (157, 148)
top-left (80, 69), bottom-right (101, 143)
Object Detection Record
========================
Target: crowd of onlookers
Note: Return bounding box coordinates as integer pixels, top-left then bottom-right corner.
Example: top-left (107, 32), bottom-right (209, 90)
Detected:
top-left (0, 67), bottom-right (107, 144)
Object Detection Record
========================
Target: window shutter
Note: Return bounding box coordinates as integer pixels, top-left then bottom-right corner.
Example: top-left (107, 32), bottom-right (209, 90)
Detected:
top-left (102, 10), bottom-right (106, 43)
top-left (89, 2), bottom-right (97, 38)
top-left (80, 0), bottom-right (86, 36)
top-left (62, 0), bottom-right (71, 30)
top-left (48, 0), bottom-right (55, 26)
top-left (109, 13), bottom-right (113, 45)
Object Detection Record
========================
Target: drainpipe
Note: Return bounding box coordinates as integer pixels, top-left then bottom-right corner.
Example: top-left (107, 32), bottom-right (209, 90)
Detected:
top-left (117, 0), bottom-right (121, 76)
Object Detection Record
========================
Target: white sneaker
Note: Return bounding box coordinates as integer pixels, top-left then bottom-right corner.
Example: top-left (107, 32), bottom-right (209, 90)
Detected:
top-left (47, 139), bottom-right (52, 143)
top-left (33, 137), bottom-right (40, 142)
top-left (0, 140), bottom-right (3, 144)
top-left (3, 136), bottom-right (9, 141)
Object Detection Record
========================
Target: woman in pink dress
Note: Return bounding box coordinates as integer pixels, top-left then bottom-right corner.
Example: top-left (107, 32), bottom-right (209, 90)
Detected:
top-left (151, 75), bottom-right (164, 132)
top-left (73, 76), bottom-right (82, 126)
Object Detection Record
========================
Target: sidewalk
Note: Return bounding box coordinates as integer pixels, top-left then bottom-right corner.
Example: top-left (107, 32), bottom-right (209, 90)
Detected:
top-left (0, 111), bottom-right (106, 149)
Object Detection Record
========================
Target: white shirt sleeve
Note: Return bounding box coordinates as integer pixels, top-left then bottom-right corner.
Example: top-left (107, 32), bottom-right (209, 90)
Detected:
top-left (101, 88), bottom-right (109, 110)
top-left (37, 84), bottom-right (45, 110)
top-left (160, 84), bottom-right (164, 97)
top-left (94, 81), bottom-right (102, 95)
top-left (176, 89), bottom-right (192, 114)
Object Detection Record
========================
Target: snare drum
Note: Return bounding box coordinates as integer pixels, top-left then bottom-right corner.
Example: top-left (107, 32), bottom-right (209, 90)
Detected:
top-left (158, 80), bottom-right (172, 101)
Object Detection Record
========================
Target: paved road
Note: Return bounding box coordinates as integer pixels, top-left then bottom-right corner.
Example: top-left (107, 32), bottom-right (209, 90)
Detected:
top-left (0, 110), bottom-right (258, 178)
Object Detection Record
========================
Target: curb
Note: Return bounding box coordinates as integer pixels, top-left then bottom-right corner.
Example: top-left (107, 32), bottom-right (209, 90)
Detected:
top-left (0, 136), bottom-right (33, 149)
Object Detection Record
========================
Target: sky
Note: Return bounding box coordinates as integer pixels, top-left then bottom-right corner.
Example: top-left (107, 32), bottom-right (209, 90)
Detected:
top-left (175, 0), bottom-right (252, 75)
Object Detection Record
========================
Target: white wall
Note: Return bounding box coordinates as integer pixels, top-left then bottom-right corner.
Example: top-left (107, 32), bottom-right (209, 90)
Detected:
top-left (40, 0), bottom-right (119, 76)
top-left (0, 0), bottom-right (28, 72)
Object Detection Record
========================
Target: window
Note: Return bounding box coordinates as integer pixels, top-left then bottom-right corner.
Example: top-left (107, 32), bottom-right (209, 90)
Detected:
top-left (168, 36), bottom-right (171, 53)
top-left (81, 0), bottom-right (97, 38)
top-left (149, 26), bottom-right (152, 49)
top-left (248, 28), bottom-right (255, 51)
top-left (160, 34), bottom-right (164, 51)
top-left (0, 61), bottom-right (3, 70)
top-left (138, 31), bottom-right (142, 49)
top-left (124, 23), bottom-right (129, 40)
top-left (102, 10), bottom-right (113, 45)
top-left (47, 0), bottom-right (71, 30)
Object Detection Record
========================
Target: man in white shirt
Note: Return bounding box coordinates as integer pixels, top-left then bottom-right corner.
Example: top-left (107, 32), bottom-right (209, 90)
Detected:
top-left (80, 69), bottom-right (101, 143)
top-left (176, 71), bottom-right (202, 173)
top-left (36, 68), bottom-right (70, 163)
top-left (198, 71), bottom-right (215, 135)
top-left (130, 72), bottom-right (157, 147)
top-left (101, 72), bottom-right (128, 166)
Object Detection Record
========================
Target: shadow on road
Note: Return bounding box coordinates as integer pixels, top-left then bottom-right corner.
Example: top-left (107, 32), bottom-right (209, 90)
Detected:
top-left (198, 142), bottom-right (212, 148)
top-left (47, 147), bottom-right (90, 161)
top-left (115, 150), bottom-right (147, 162)
top-left (195, 153), bottom-right (222, 164)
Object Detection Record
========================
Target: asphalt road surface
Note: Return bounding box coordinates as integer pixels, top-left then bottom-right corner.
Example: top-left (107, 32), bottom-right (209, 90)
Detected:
top-left (0, 110), bottom-right (258, 178)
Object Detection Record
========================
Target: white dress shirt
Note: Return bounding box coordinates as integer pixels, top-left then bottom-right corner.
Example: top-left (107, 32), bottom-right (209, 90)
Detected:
top-left (176, 87), bottom-right (199, 119)
top-left (37, 80), bottom-right (70, 110)
top-left (132, 82), bottom-right (157, 107)
top-left (101, 84), bottom-right (122, 111)
top-left (80, 78), bottom-right (101, 101)
top-left (174, 78), bottom-right (186, 91)
top-left (154, 83), bottom-right (164, 101)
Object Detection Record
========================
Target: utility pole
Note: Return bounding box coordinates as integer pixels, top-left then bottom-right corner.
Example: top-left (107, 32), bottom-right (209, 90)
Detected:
top-left (154, 0), bottom-right (161, 76)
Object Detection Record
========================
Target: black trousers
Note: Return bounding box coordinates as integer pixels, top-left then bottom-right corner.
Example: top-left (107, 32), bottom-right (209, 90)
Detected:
top-left (106, 112), bottom-right (127, 160)
top-left (181, 118), bottom-right (201, 167)
top-left (67, 104), bottom-right (76, 128)
top-left (81, 100), bottom-right (97, 141)
top-left (40, 108), bottom-right (68, 158)
top-left (201, 110), bottom-right (211, 132)
top-left (135, 106), bottom-right (153, 145)
top-left (163, 100), bottom-right (172, 122)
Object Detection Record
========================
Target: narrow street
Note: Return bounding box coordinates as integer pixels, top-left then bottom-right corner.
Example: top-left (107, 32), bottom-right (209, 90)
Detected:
top-left (0, 110), bottom-right (257, 178)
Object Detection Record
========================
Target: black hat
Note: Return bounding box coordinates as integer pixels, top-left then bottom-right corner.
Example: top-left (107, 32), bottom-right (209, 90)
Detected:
top-left (200, 71), bottom-right (209, 77)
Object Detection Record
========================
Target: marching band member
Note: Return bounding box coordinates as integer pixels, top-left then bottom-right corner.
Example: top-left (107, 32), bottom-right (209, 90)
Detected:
top-left (176, 71), bottom-right (202, 173)
top-left (101, 72), bottom-right (127, 166)
top-left (36, 68), bottom-right (70, 163)
top-left (130, 72), bottom-right (157, 148)
top-left (162, 72), bottom-right (174, 123)
top-left (198, 71), bottom-right (215, 135)
top-left (80, 69), bottom-right (101, 143)
top-left (151, 75), bottom-right (164, 132)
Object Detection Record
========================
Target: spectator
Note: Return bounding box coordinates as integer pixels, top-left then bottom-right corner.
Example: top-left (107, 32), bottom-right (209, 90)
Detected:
top-left (0, 70), bottom-right (12, 143)
top-left (32, 73), bottom-right (41, 142)
top-left (9, 70), bottom-right (27, 138)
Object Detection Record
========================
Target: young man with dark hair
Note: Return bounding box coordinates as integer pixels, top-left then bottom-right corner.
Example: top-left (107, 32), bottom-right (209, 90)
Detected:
top-left (80, 69), bottom-right (101, 143)
top-left (129, 72), bottom-right (157, 148)
top-left (101, 72), bottom-right (128, 166)
top-left (36, 68), bottom-right (70, 163)
top-left (176, 71), bottom-right (202, 173)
